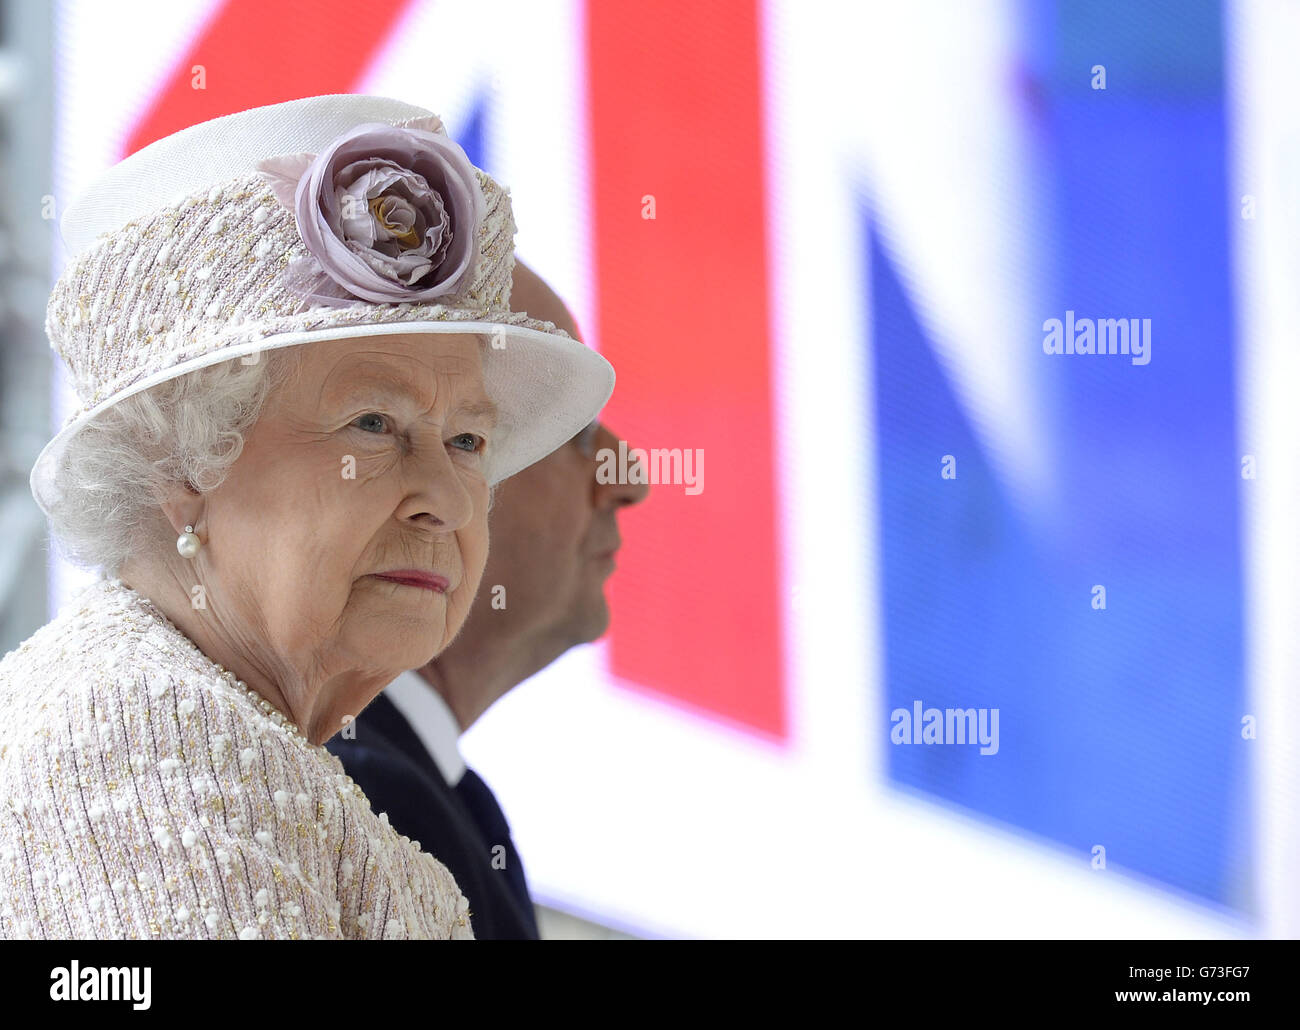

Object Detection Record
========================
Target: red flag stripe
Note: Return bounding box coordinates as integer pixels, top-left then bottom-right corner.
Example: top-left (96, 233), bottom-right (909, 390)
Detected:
top-left (124, 0), bottom-right (414, 157)
top-left (586, 1), bottom-right (788, 739)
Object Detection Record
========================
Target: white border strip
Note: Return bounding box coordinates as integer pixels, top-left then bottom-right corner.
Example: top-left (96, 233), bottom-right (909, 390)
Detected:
top-left (1226, 0), bottom-right (1300, 940)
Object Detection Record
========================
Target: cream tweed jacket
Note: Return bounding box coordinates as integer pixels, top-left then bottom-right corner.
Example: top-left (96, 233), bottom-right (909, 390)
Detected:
top-left (0, 576), bottom-right (473, 939)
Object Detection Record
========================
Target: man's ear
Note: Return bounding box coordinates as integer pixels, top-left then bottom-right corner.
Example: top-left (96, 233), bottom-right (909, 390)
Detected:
top-left (155, 478), bottom-right (205, 539)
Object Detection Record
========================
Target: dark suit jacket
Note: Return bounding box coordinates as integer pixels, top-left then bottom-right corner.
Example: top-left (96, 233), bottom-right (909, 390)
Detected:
top-left (326, 691), bottom-right (540, 939)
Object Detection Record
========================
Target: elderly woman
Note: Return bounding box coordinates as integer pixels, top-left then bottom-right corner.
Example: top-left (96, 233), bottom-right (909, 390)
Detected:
top-left (0, 95), bottom-right (612, 939)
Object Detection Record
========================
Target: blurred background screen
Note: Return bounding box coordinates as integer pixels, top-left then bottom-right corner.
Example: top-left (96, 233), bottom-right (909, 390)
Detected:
top-left (2, 0), bottom-right (1296, 938)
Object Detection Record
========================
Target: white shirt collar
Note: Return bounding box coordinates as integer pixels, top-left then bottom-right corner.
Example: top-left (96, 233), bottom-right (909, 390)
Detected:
top-left (382, 668), bottom-right (466, 787)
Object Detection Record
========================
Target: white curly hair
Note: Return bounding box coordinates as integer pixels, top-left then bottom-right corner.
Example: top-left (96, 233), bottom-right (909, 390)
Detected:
top-left (47, 349), bottom-right (303, 575)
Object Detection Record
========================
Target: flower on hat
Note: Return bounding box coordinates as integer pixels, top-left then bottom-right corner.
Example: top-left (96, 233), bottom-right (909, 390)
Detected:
top-left (255, 115), bottom-right (485, 307)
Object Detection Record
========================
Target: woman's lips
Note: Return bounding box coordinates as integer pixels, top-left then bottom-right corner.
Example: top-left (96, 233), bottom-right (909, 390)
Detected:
top-left (372, 571), bottom-right (449, 593)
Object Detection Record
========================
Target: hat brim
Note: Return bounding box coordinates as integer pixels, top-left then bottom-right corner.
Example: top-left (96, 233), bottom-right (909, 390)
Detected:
top-left (30, 315), bottom-right (613, 518)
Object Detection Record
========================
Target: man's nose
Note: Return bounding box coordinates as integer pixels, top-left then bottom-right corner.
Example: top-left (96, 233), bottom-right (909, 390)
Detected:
top-left (592, 423), bottom-right (650, 507)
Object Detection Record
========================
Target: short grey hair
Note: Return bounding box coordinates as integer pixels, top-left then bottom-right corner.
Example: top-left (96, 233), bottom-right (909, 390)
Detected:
top-left (48, 349), bottom-right (303, 575)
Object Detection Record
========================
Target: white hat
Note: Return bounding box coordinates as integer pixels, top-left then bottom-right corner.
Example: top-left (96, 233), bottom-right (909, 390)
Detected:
top-left (32, 93), bottom-right (614, 516)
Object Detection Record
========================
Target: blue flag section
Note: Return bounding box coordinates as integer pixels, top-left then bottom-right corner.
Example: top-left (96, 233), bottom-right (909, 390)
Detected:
top-left (875, 0), bottom-right (1250, 912)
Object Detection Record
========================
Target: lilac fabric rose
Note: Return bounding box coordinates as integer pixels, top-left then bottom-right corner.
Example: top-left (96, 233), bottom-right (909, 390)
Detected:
top-left (256, 117), bottom-right (486, 306)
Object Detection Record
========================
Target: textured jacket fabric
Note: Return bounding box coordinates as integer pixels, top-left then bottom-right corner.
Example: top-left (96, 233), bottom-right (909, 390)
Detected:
top-left (0, 576), bottom-right (473, 940)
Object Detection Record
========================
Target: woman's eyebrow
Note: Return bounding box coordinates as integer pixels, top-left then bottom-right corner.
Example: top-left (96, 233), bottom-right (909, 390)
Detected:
top-left (456, 399), bottom-right (500, 426)
top-left (328, 369), bottom-right (424, 404)
top-left (328, 373), bottom-right (497, 425)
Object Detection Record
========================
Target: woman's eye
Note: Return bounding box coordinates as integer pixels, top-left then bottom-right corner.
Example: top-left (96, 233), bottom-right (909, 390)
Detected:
top-left (351, 413), bottom-right (388, 434)
top-left (450, 433), bottom-right (483, 453)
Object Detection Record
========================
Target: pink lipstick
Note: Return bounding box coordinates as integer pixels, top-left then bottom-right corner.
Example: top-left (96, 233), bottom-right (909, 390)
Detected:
top-left (372, 570), bottom-right (449, 593)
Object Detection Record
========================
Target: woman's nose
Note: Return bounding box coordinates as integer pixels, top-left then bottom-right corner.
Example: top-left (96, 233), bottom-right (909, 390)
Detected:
top-left (396, 441), bottom-right (478, 531)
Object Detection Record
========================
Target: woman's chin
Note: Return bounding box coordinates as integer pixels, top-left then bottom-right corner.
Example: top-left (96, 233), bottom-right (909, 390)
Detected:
top-left (373, 632), bottom-right (442, 672)
top-left (340, 616), bottom-right (444, 673)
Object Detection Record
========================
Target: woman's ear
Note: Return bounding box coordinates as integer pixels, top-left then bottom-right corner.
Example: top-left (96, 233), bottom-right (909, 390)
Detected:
top-left (156, 478), bottom-right (205, 539)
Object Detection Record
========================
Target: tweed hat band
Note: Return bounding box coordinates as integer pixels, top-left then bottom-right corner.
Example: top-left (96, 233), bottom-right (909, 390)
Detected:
top-left (45, 161), bottom-right (532, 419)
top-left (31, 95), bottom-right (615, 515)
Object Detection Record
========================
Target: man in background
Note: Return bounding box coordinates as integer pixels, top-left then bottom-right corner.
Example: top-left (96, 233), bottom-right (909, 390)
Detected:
top-left (328, 262), bottom-right (649, 938)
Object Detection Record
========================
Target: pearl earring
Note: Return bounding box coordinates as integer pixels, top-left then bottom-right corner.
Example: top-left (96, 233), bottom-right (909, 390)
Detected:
top-left (176, 524), bottom-right (202, 559)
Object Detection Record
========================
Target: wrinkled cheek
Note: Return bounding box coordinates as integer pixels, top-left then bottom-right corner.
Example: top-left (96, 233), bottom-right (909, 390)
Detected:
top-left (463, 527), bottom-right (490, 599)
top-left (448, 588), bottom-right (470, 633)
top-left (345, 448), bottom-right (401, 484)
top-left (207, 484), bottom-right (286, 586)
